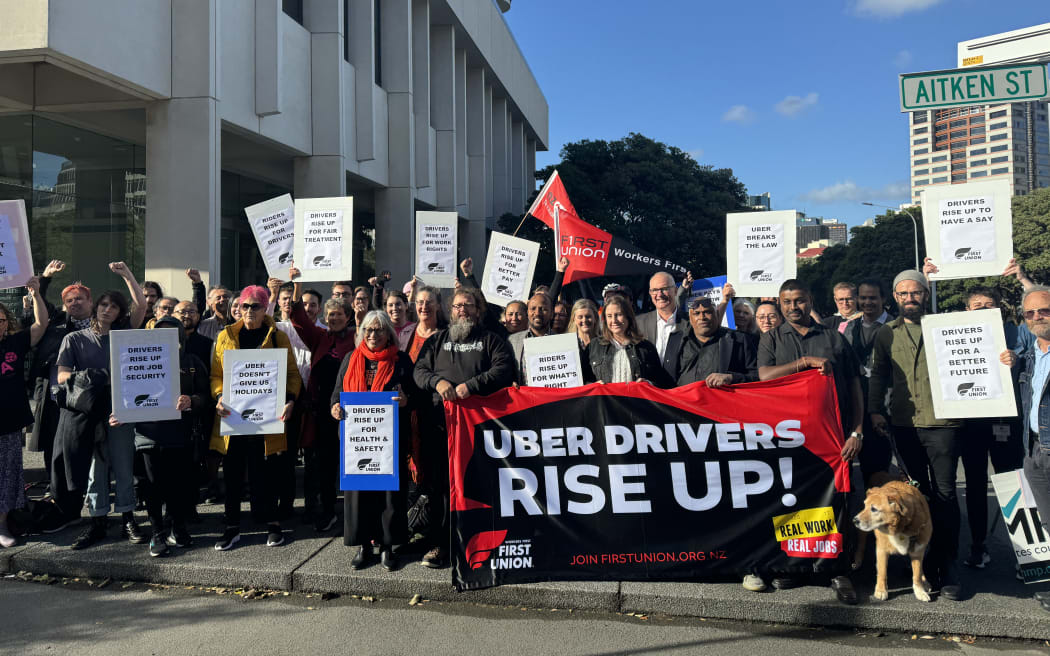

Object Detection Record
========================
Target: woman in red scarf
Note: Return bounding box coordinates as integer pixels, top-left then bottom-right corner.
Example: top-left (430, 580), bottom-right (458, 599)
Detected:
top-left (330, 310), bottom-right (414, 571)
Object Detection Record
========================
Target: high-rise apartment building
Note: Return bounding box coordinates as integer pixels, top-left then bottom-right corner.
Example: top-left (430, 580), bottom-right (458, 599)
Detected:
top-left (909, 102), bottom-right (1050, 204)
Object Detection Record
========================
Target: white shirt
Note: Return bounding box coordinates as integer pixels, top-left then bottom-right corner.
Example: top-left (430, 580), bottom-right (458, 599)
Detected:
top-left (275, 321), bottom-right (312, 385)
top-left (655, 309), bottom-right (679, 359)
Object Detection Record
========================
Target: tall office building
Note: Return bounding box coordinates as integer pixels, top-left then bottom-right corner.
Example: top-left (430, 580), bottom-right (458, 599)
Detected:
top-left (795, 216), bottom-right (847, 249)
top-left (748, 192), bottom-right (771, 211)
top-left (909, 102), bottom-right (1050, 204)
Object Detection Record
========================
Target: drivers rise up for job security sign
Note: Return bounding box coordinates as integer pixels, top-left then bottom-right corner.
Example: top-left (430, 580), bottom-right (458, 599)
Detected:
top-left (444, 370), bottom-right (851, 591)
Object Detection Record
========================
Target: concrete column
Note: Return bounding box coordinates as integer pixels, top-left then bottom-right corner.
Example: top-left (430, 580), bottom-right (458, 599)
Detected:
top-left (466, 66), bottom-right (487, 224)
top-left (255, 0), bottom-right (282, 116)
top-left (375, 188), bottom-right (415, 285)
top-left (348, 0), bottom-right (376, 161)
top-left (510, 119), bottom-right (524, 214)
top-left (526, 137), bottom-right (536, 198)
top-left (484, 83), bottom-right (493, 226)
top-left (305, 0), bottom-right (345, 161)
top-left (430, 24), bottom-right (455, 209)
top-left (491, 95), bottom-right (508, 219)
top-left (411, 0), bottom-right (430, 189)
top-left (145, 0), bottom-right (219, 300)
top-left (453, 47), bottom-right (468, 214)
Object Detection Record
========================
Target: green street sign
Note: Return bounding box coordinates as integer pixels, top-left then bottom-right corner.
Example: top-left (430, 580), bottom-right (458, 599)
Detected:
top-left (899, 63), bottom-right (1049, 112)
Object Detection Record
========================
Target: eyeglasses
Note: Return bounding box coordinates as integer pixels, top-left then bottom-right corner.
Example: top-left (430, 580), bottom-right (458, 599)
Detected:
top-left (241, 303), bottom-right (263, 311)
top-left (649, 286), bottom-right (674, 294)
top-left (894, 291), bottom-right (925, 299)
top-left (451, 303), bottom-right (475, 311)
top-left (173, 309), bottom-right (198, 316)
top-left (1023, 308), bottom-right (1050, 320)
top-left (362, 327), bottom-right (383, 335)
top-left (332, 291), bottom-right (352, 298)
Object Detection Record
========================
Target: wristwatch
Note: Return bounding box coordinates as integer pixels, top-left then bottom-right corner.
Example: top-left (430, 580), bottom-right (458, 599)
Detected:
top-left (849, 431), bottom-right (864, 441)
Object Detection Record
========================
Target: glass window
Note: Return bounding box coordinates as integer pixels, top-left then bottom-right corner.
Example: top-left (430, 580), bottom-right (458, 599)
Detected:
top-left (971, 115), bottom-right (985, 124)
top-left (913, 169), bottom-right (928, 175)
top-left (971, 170), bottom-right (987, 178)
top-left (282, 0), bottom-right (303, 24)
top-left (991, 144), bottom-right (1009, 152)
top-left (970, 137), bottom-right (985, 144)
top-left (912, 112), bottom-right (928, 124)
top-left (913, 148), bottom-right (928, 155)
top-left (932, 155), bottom-right (947, 162)
top-left (990, 122), bottom-right (1007, 130)
top-left (990, 133), bottom-right (1008, 141)
top-left (970, 159), bottom-right (986, 167)
top-left (951, 162), bottom-right (966, 171)
top-left (913, 137), bottom-right (928, 145)
top-left (990, 156), bottom-right (1009, 164)
top-left (932, 176), bottom-right (947, 183)
top-left (990, 167), bottom-right (1009, 175)
top-left (913, 158), bottom-right (928, 166)
top-left (1017, 155), bottom-right (1026, 163)
top-left (970, 148), bottom-right (986, 156)
top-left (914, 179), bottom-right (928, 186)
top-left (990, 110), bottom-right (1007, 119)
top-left (951, 173), bottom-right (966, 181)
top-left (932, 165), bottom-right (947, 173)
top-left (344, 0), bottom-right (351, 62)
top-left (374, 0), bottom-right (382, 87)
top-left (969, 126), bottom-right (985, 135)
top-left (949, 130), bottom-right (966, 139)
top-left (1017, 167), bottom-right (1026, 173)
top-left (913, 126), bottom-right (928, 135)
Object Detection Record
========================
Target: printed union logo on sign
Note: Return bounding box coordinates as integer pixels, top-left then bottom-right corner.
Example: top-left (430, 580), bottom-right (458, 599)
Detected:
top-left (900, 63), bottom-right (1050, 112)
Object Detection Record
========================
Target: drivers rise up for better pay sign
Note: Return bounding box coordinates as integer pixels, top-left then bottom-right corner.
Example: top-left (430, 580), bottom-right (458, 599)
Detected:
top-left (444, 370), bottom-right (851, 591)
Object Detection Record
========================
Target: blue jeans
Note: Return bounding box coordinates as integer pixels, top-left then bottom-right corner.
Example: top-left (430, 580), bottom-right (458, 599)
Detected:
top-left (85, 423), bottom-right (137, 517)
top-left (1024, 438), bottom-right (1050, 537)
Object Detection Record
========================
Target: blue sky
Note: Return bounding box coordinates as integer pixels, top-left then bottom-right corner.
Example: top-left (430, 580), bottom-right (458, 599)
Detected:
top-left (502, 0), bottom-right (1048, 226)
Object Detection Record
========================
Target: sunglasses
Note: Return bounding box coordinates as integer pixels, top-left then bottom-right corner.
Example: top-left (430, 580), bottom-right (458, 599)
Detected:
top-left (1023, 308), bottom-right (1050, 321)
top-left (240, 303), bottom-right (263, 311)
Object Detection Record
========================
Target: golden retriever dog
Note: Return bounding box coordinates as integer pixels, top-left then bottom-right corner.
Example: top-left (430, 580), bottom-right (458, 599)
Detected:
top-left (853, 480), bottom-right (933, 602)
top-left (851, 471), bottom-right (905, 570)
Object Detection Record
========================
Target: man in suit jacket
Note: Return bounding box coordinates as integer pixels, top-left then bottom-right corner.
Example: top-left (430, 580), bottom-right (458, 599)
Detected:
top-left (508, 292), bottom-right (553, 383)
top-left (674, 297), bottom-right (758, 387)
top-left (637, 271), bottom-right (689, 378)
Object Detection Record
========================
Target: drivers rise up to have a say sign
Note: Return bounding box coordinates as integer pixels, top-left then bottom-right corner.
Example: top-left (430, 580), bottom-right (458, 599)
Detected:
top-left (921, 179), bottom-right (1013, 281)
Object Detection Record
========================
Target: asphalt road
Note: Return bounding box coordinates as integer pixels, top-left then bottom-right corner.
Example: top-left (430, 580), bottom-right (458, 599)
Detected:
top-left (3, 577), bottom-right (1046, 656)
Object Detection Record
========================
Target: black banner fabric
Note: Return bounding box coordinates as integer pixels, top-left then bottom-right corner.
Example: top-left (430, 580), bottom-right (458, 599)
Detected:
top-left (444, 370), bottom-right (852, 591)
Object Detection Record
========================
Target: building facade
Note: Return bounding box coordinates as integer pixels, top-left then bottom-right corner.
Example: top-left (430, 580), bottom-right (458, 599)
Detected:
top-left (0, 0), bottom-right (548, 302)
top-left (796, 216), bottom-right (847, 250)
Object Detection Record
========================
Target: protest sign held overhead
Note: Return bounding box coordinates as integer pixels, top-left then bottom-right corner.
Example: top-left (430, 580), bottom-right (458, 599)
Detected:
top-left (339, 391), bottom-right (400, 492)
top-left (110, 329), bottom-right (180, 423)
top-left (220, 348), bottom-right (288, 435)
top-left (245, 194), bottom-right (295, 279)
top-left (444, 370), bottom-right (850, 590)
top-left (726, 210), bottom-right (797, 297)
top-left (684, 275), bottom-right (736, 329)
top-left (415, 211), bottom-right (458, 288)
top-left (921, 179), bottom-right (1012, 280)
top-left (293, 197), bottom-right (354, 282)
top-left (922, 308), bottom-right (1015, 419)
top-left (481, 231), bottom-right (540, 307)
top-left (527, 170), bottom-right (687, 284)
top-left (522, 333), bottom-right (583, 388)
top-left (991, 470), bottom-right (1050, 584)
top-left (0, 199), bottom-right (34, 290)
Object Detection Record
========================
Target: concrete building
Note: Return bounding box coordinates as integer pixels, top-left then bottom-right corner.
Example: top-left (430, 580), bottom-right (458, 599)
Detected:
top-left (0, 0), bottom-right (548, 302)
top-left (796, 216), bottom-right (846, 251)
top-left (747, 192), bottom-right (771, 211)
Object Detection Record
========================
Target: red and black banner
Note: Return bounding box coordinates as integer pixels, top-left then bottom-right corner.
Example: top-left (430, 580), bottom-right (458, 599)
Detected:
top-left (444, 370), bottom-right (852, 591)
top-left (526, 171), bottom-right (687, 284)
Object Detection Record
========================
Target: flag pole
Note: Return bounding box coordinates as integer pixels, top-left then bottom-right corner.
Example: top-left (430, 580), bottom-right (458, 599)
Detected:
top-left (515, 170), bottom-right (559, 237)
top-left (510, 212), bottom-right (530, 237)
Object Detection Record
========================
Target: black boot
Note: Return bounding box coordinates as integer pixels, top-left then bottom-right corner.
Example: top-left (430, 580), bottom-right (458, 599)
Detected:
top-left (71, 517), bottom-right (108, 550)
top-left (122, 512), bottom-right (146, 544)
top-left (380, 546), bottom-right (397, 572)
top-left (351, 544), bottom-right (373, 569)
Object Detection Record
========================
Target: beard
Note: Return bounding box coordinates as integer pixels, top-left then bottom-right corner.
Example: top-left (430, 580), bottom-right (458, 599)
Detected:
top-left (900, 302), bottom-right (924, 322)
top-left (1029, 320), bottom-right (1050, 341)
top-left (449, 317), bottom-right (476, 342)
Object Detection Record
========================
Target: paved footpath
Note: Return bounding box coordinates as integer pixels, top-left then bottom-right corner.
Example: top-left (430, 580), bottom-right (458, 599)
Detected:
top-left (7, 449), bottom-right (1050, 641)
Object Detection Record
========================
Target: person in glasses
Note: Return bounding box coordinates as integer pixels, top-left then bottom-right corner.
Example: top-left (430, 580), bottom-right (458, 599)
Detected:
top-left (211, 286), bottom-right (302, 550)
top-left (638, 272), bottom-right (688, 379)
top-left (413, 287), bottom-right (515, 568)
top-left (1018, 285), bottom-right (1050, 612)
top-left (754, 300), bottom-right (783, 334)
top-left (868, 269), bottom-right (964, 601)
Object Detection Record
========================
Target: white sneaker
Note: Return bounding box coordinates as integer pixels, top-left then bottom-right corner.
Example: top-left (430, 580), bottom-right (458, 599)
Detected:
top-left (742, 574), bottom-right (767, 592)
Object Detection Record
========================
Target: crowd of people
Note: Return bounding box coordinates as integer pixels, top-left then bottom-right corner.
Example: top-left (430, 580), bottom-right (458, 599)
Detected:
top-left (0, 250), bottom-right (1048, 612)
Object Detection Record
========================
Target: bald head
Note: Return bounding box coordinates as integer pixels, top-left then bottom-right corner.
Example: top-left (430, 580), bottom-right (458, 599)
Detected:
top-left (648, 272), bottom-right (677, 315)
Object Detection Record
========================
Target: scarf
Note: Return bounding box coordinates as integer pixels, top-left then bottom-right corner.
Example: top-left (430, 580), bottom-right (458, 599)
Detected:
top-left (342, 342), bottom-right (399, 393)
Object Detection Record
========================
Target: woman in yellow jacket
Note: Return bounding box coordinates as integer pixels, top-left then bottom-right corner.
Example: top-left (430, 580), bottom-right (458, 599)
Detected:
top-left (210, 286), bottom-right (302, 550)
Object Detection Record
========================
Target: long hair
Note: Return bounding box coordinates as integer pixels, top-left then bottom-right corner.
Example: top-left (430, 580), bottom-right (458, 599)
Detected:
top-left (89, 290), bottom-right (130, 333)
top-left (570, 298), bottom-right (598, 339)
top-left (599, 295), bottom-right (644, 345)
top-left (0, 302), bottom-right (17, 336)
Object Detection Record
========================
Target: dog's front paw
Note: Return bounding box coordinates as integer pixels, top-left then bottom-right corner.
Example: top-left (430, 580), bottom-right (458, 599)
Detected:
top-left (873, 587), bottom-right (888, 601)
top-left (913, 584), bottom-right (931, 602)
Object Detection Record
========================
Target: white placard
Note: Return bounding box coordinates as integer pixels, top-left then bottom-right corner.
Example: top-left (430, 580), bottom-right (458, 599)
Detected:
top-left (220, 348), bottom-right (289, 435)
top-left (522, 333), bottom-right (583, 388)
top-left (0, 199), bottom-right (34, 290)
top-left (245, 194), bottom-right (295, 279)
top-left (991, 469), bottom-right (1050, 584)
top-left (415, 211), bottom-right (458, 288)
top-left (921, 179), bottom-right (1012, 280)
top-left (726, 210), bottom-right (797, 297)
top-left (293, 197), bottom-right (354, 282)
top-left (921, 309), bottom-right (1016, 419)
top-left (109, 329), bottom-right (181, 423)
top-left (342, 403), bottom-right (395, 475)
top-left (480, 231), bottom-right (540, 307)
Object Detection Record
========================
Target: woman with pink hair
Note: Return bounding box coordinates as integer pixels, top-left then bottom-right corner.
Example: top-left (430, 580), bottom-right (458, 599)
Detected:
top-left (210, 286), bottom-right (302, 551)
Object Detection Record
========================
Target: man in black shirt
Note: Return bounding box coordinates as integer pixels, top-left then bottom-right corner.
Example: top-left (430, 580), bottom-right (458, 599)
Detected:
top-left (673, 297), bottom-right (757, 387)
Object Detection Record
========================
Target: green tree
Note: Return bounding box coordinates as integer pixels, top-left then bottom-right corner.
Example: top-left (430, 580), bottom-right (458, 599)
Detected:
top-left (499, 133), bottom-right (749, 297)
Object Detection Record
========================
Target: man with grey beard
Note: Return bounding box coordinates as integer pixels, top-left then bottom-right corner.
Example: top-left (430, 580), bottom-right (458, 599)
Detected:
top-left (413, 287), bottom-right (515, 568)
top-left (869, 269), bottom-right (964, 601)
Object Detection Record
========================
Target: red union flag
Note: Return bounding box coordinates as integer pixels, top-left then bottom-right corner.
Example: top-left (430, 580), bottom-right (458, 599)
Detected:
top-left (526, 170), bottom-right (687, 284)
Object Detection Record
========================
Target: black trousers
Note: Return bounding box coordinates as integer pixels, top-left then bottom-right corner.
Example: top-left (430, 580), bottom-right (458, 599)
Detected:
top-left (893, 426), bottom-right (961, 568)
top-left (857, 414), bottom-right (892, 483)
top-left (960, 418), bottom-right (1024, 548)
top-left (304, 412), bottom-right (340, 517)
top-left (421, 405), bottom-right (450, 548)
top-left (140, 447), bottom-right (192, 533)
top-left (222, 437), bottom-right (279, 527)
top-left (277, 401), bottom-right (304, 515)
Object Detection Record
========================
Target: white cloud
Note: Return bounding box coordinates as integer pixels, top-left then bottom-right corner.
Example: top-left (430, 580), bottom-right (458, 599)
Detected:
top-left (800, 180), bottom-right (910, 204)
top-left (853, 0), bottom-right (944, 18)
top-left (686, 148), bottom-right (704, 160)
top-left (893, 49), bottom-right (913, 69)
top-left (774, 92), bottom-right (819, 117)
top-left (722, 105), bottom-right (756, 124)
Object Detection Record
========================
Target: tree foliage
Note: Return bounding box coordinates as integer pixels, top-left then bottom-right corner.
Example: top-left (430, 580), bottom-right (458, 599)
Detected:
top-left (499, 133), bottom-right (749, 299)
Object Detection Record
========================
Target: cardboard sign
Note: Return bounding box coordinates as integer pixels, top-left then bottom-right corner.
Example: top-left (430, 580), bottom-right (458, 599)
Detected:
top-left (522, 333), bottom-right (583, 388)
top-left (726, 210), bottom-right (797, 297)
top-left (0, 199), bottom-right (34, 290)
top-left (684, 275), bottom-right (736, 330)
top-left (415, 211), bottom-right (458, 288)
top-left (922, 309), bottom-right (1016, 419)
top-left (921, 179), bottom-right (1012, 280)
top-left (109, 329), bottom-right (181, 423)
top-left (339, 391), bottom-right (400, 491)
top-left (991, 470), bottom-right (1050, 584)
top-left (481, 231), bottom-right (540, 307)
top-left (293, 197), bottom-right (354, 282)
top-left (220, 348), bottom-right (289, 435)
top-left (245, 194), bottom-right (295, 279)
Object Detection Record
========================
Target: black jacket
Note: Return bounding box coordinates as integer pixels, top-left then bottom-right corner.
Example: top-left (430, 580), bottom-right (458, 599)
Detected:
top-left (134, 351), bottom-right (211, 450)
top-left (53, 368), bottom-right (111, 491)
top-left (674, 328), bottom-right (758, 386)
top-left (584, 338), bottom-right (674, 388)
top-left (412, 326), bottom-right (516, 406)
top-left (330, 351), bottom-right (417, 406)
